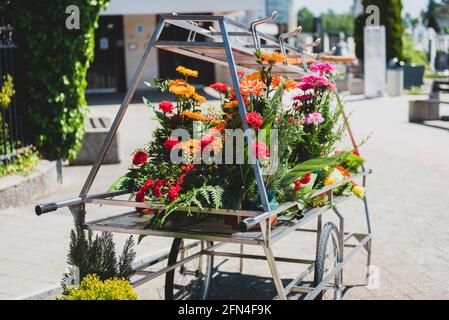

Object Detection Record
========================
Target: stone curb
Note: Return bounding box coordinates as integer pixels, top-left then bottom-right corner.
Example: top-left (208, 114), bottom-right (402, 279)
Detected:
top-left (0, 160), bottom-right (58, 210)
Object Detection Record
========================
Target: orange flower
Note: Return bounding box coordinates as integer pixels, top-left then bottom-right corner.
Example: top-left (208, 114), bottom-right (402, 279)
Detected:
top-left (271, 75), bottom-right (282, 88)
top-left (336, 166), bottom-right (351, 177)
top-left (192, 93), bottom-right (206, 104)
top-left (224, 101), bottom-right (239, 109)
top-left (283, 79), bottom-right (298, 90)
top-left (176, 66), bottom-right (198, 78)
top-left (239, 79), bottom-right (266, 96)
top-left (214, 122), bottom-right (227, 131)
top-left (168, 79), bottom-right (196, 96)
top-left (179, 139), bottom-right (200, 154)
top-left (242, 71), bottom-right (261, 82)
top-left (261, 52), bottom-right (286, 64)
top-left (182, 110), bottom-right (206, 121)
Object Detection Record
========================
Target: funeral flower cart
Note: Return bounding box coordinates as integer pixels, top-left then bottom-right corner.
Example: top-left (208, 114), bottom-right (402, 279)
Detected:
top-left (36, 13), bottom-right (372, 300)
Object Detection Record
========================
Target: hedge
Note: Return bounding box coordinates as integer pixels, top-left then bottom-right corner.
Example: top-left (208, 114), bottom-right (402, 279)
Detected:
top-left (0, 0), bottom-right (109, 160)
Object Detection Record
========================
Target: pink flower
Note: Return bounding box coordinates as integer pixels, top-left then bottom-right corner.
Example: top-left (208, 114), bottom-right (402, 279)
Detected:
top-left (304, 112), bottom-right (325, 126)
top-left (310, 62), bottom-right (336, 75)
top-left (298, 74), bottom-right (333, 91)
top-left (200, 135), bottom-right (215, 150)
top-left (245, 112), bottom-right (264, 129)
top-left (159, 100), bottom-right (174, 113)
top-left (293, 94), bottom-right (313, 101)
top-left (252, 141), bottom-right (270, 160)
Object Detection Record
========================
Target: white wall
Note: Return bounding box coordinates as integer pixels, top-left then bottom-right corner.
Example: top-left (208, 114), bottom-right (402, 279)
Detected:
top-left (123, 15), bottom-right (158, 89)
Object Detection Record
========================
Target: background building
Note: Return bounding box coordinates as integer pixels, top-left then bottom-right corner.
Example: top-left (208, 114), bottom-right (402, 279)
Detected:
top-left (86, 0), bottom-right (262, 93)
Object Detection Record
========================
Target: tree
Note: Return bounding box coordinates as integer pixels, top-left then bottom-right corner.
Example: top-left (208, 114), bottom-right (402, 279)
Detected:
top-left (354, 0), bottom-right (404, 61)
top-left (0, 0), bottom-right (109, 160)
top-left (425, 0), bottom-right (441, 33)
top-left (321, 10), bottom-right (355, 36)
top-left (297, 7), bottom-right (315, 33)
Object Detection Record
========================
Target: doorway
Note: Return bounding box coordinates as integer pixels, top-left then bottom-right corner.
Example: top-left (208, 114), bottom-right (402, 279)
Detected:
top-left (87, 15), bottom-right (126, 93)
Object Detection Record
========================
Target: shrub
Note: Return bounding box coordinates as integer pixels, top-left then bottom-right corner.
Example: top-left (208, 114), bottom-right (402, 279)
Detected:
top-left (62, 274), bottom-right (138, 300)
top-left (63, 208), bottom-right (136, 285)
top-left (0, 0), bottom-right (109, 160)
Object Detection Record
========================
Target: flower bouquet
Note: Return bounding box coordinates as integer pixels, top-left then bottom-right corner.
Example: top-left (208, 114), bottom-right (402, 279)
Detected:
top-left (111, 51), bottom-right (366, 230)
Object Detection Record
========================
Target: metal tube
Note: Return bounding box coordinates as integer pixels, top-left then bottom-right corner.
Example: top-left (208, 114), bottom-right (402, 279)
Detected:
top-left (219, 20), bottom-right (271, 214)
top-left (79, 20), bottom-right (166, 197)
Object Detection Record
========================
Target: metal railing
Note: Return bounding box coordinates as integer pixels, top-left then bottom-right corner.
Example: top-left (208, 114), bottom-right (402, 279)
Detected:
top-left (0, 25), bottom-right (22, 166)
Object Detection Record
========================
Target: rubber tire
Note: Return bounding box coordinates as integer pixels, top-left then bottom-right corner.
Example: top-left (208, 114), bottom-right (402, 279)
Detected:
top-left (313, 222), bottom-right (343, 300)
top-left (165, 238), bottom-right (214, 300)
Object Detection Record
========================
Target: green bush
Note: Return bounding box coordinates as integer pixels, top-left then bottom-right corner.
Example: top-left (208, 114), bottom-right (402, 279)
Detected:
top-left (402, 34), bottom-right (428, 67)
top-left (62, 274), bottom-right (138, 300)
top-left (354, 0), bottom-right (404, 62)
top-left (0, 0), bottom-right (108, 160)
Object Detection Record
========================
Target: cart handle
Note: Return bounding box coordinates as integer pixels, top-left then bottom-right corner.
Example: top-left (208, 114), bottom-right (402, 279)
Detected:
top-left (35, 190), bottom-right (129, 216)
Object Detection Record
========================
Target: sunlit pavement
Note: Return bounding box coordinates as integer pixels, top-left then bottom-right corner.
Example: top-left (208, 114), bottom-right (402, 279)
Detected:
top-left (1, 94), bottom-right (449, 299)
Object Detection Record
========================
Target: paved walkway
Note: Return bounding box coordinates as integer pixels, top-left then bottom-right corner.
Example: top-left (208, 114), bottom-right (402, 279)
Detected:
top-left (1, 95), bottom-right (449, 299)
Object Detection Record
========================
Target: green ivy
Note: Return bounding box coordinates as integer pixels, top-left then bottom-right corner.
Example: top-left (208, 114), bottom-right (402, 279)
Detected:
top-left (0, 0), bottom-right (109, 160)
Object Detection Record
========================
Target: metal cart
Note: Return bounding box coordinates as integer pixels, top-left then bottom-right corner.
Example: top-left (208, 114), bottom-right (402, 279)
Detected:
top-left (36, 13), bottom-right (372, 300)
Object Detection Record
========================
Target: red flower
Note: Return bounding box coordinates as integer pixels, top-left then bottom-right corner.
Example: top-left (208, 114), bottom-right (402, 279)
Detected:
top-left (135, 189), bottom-right (146, 203)
top-left (227, 70), bottom-right (245, 77)
top-left (164, 137), bottom-right (179, 150)
top-left (300, 173), bottom-right (312, 184)
top-left (141, 179), bottom-right (155, 192)
top-left (200, 135), bottom-right (215, 150)
top-left (245, 112), bottom-right (264, 129)
top-left (152, 179), bottom-right (166, 197)
top-left (294, 180), bottom-right (301, 191)
top-left (353, 149), bottom-right (360, 157)
top-left (132, 150), bottom-right (148, 166)
top-left (252, 141), bottom-right (269, 160)
top-left (168, 185), bottom-right (182, 202)
top-left (210, 82), bottom-right (229, 92)
top-left (177, 173), bottom-right (186, 185)
top-left (159, 100), bottom-right (174, 113)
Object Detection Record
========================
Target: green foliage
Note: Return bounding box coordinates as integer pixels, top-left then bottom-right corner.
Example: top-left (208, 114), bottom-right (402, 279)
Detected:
top-left (0, 146), bottom-right (40, 177)
top-left (321, 10), bottom-right (355, 36)
top-left (0, 74), bottom-right (15, 109)
top-left (0, 0), bottom-right (109, 160)
top-left (354, 0), bottom-right (404, 61)
top-left (62, 274), bottom-right (137, 300)
top-left (402, 34), bottom-right (428, 66)
top-left (425, 0), bottom-right (441, 33)
top-left (297, 7), bottom-right (315, 33)
top-left (64, 208), bottom-right (136, 285)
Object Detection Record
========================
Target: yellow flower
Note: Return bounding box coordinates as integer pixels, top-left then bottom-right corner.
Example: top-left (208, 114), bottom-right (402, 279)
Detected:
top-left (324, 176), bottom-right (338, 186)
top-left (168, 79), bottom-right (196, 96)
top-left (261, 52), bottom-right (286, 64)
top-left (353, 186), bottom-right (365, 198)
top-left (182, 110), bottom-right (206, 121)
top-left (176, 66), bottom-right (199, 78)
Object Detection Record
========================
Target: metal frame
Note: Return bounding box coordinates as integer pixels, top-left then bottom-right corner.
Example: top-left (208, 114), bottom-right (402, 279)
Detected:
top-left (36, 13), bottom-right (373, 300)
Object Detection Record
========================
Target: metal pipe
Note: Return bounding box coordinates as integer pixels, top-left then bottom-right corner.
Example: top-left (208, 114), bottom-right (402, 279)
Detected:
top-left (35, 190), bottom-right (129, 215)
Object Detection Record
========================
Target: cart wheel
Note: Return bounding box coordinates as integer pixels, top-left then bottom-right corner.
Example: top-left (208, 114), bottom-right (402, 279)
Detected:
top-left (165, 238), bottom-right (213, 300)
top-left (313, 222), bottom-right (343, 300)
